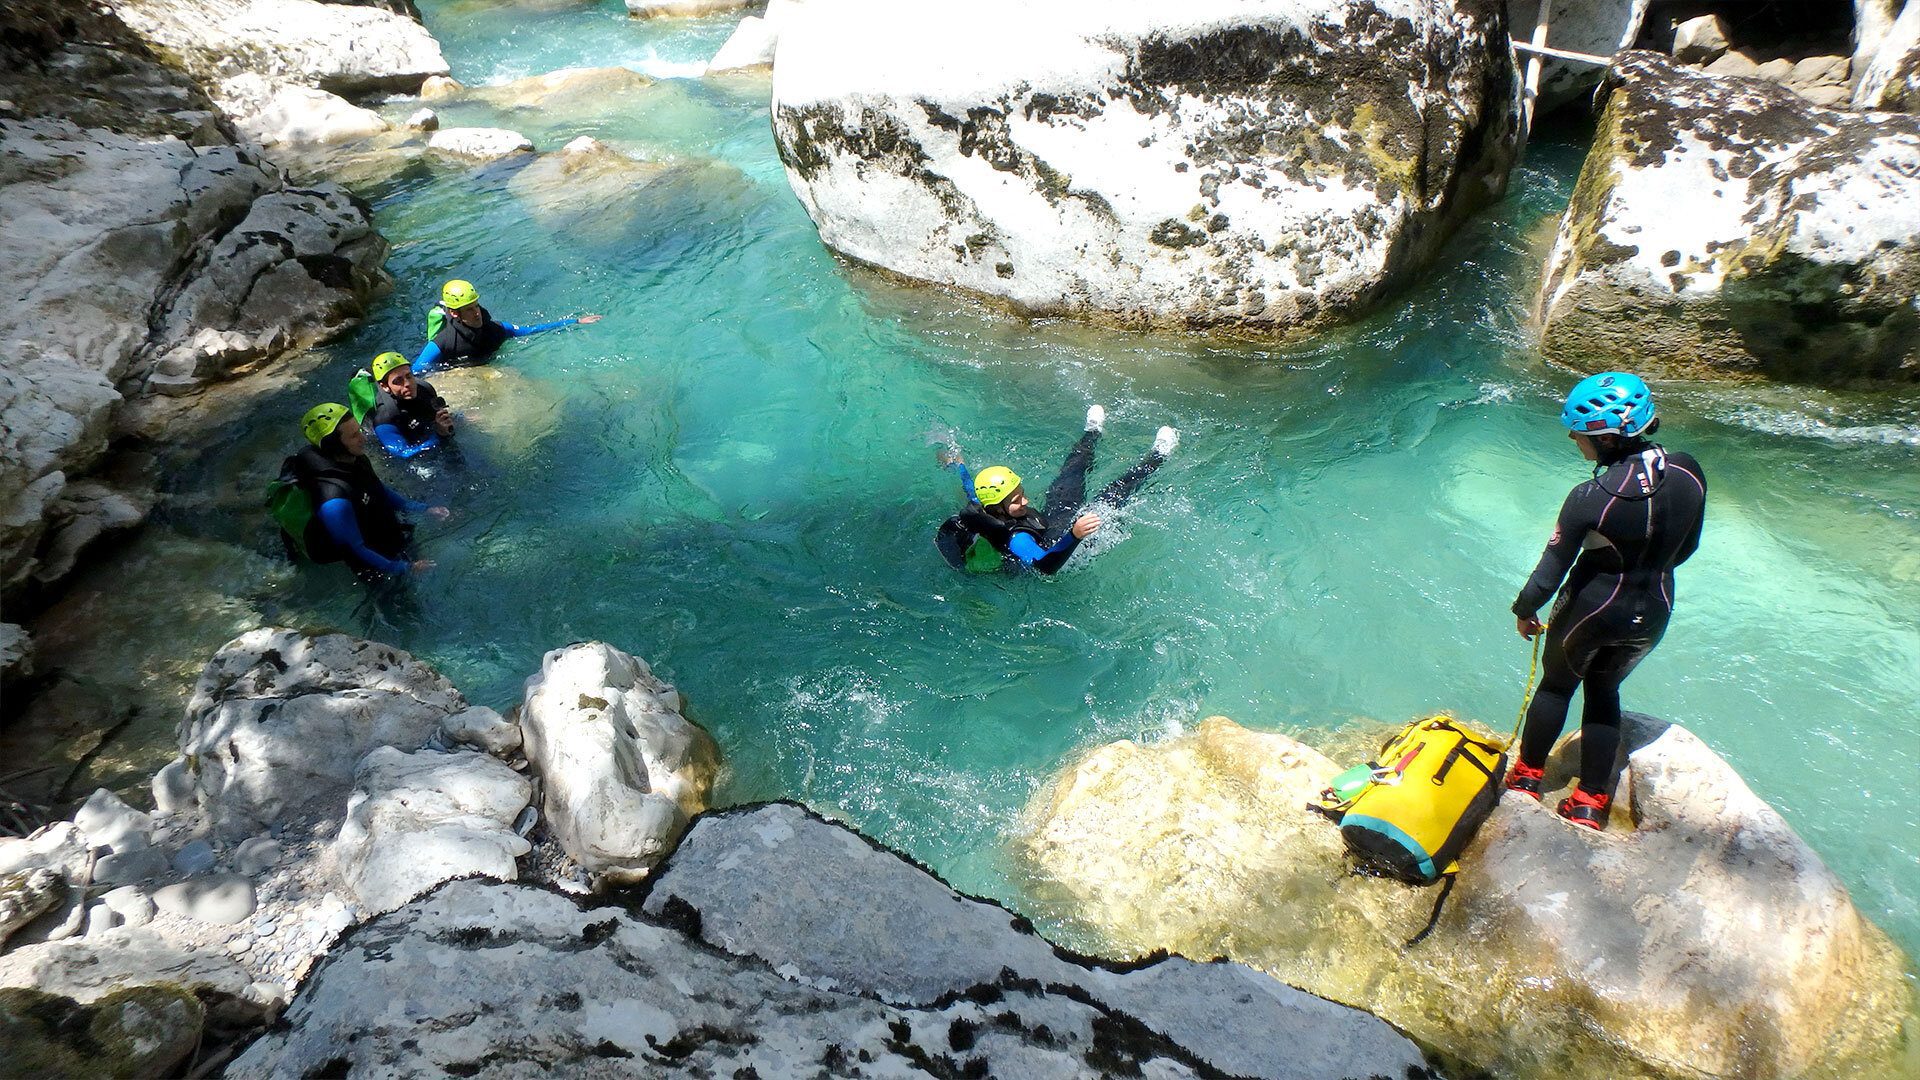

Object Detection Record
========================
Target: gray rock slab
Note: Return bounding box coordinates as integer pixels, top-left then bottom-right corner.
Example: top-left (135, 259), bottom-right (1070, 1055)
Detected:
top-left (641, 802), bottom-right (1429, 1080)
top-left (232, 877), bottom-right (1428, 1079)
top-left (172, 839), bottom-right (217, 876)
top-left (94, 847), bottom-right (169, 886)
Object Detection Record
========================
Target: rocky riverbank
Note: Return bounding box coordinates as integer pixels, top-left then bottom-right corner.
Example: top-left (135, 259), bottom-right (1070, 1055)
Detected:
top-left (0, 632), bottom-right (1433, 1078)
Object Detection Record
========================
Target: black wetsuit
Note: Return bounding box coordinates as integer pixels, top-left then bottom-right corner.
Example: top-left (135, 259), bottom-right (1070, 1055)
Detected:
top-left (371, 382), bottom-right (446, 452)
top-left (290, 446), bottom-right (417, 580)
top-left (942, 430), bottom-right (1166, 575)
top-left (1512, 444), bottom-right (1707, 794)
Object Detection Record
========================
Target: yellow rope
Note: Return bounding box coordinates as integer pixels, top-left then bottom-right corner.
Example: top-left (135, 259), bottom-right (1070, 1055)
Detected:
top-left (1508, 626), bottom-right (1547, 749)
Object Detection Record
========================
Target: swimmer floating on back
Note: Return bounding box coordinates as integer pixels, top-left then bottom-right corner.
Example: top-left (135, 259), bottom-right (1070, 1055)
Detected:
top-left (936, 406), bottom-right (1177, 574)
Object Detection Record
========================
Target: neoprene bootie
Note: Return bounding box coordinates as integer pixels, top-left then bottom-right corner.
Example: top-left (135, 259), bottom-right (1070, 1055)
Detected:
top-left (1558, 787), bottom-right (1611, 831)
top-left (1506, 760), bottom-right (1545, 800)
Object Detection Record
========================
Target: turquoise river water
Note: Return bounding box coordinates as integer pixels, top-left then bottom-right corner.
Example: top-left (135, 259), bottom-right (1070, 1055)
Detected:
top-left (23, 1), bottom-right (1920, 977)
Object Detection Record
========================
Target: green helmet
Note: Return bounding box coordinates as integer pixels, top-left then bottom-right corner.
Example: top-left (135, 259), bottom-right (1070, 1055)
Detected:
top-left (301, 403), bottom-right (350, 447)
top-left (973, 466), bottom-right (1022, 507)
top-left (371, 351), bottom-right (410, 381)
top-left (441, 279), bottom-right (479, 309)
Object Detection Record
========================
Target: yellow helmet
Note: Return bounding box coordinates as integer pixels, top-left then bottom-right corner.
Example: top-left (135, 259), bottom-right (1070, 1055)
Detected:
top-left (973, 466), bottom-right (1022, 507)
top-left (440, 279), bottom-right (479, 308)
top-left (371, 351), bottom-right (410, 381)
top-left (301, 403), bottom-right (350, 447)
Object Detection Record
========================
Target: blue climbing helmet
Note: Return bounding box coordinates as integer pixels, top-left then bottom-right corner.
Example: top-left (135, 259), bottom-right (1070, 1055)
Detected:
top-left (1560, 372), bottom-right (1655, 436)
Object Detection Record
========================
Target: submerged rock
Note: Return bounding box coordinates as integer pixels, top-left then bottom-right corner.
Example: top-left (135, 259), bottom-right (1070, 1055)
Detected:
top-left (626, 0), bottom-right (755, 17)
top-left (232, 806), bottom-right (1430, 1078)
top-left (1019, 715), bottom-right (1914, 1080)
top-left (334, 747), bottom-right (532, 914)
top-left (518, 642), bottom-right (718, 885)
top-left (1538, 52), bottom-right (1920, 384)
top-left (178, 629), bottom-right (469, 830)
top-left (469, 65), bottom-right (653, 112)
top-left (771, 0), bottom-right (1519, 334)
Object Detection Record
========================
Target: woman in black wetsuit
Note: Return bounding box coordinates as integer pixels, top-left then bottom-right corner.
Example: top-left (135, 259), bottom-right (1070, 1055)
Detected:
top-left (1507, 373), bottom-right (1707, 830)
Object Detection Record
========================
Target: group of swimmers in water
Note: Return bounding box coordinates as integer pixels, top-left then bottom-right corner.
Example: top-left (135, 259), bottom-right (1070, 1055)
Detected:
top-left (275, 294), bottom-right (1706, 834)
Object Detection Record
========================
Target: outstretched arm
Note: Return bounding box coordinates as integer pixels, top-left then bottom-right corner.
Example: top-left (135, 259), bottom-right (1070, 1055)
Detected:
top-left (375, 424), bottom-right (440, 459)
top-left (502, 318), bottom-right (580, 337)
top-left (317, 498), bottom-right (410, 575)
top-left (948, 461), bottom-right (979, 506)
top-left (1008, 531), bottom-right (1081, 575)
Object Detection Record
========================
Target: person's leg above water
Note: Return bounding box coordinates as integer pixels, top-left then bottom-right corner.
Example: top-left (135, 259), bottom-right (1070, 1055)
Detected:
top-left (1041, 406), bottom-right (1106, 525)
top-left (1514, 627), bottom-right (1580, 797)
top-left (1092, 426), bottom-right (1179, 509)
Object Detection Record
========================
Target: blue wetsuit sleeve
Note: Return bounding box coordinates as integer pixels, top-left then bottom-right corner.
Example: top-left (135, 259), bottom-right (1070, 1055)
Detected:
top-left (950, 462), bottom-right (979, 505)
top-left (381, 485), bottom-right (427, 515)
top-left (1009, 531), bottom-right (1082, 575)
top-left (375, 424), bottom-right (440, 459)
top-left (318, 499), bottom-right (409, 575)
top-left (413, 340), bottom-right (444, 374)
top-left (503, 318), bottom-right (577, 337)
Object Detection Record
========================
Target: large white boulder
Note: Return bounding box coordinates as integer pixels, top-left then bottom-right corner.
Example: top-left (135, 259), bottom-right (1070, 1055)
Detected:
top-left (114, 0), bottom-right (448, 97)
top-left (426, 126), bottom-right (535, 160)
top-left (772, 0), bottom-right (1518, 334)
top-left (234, 807), bottom-right (1428, 1079)
top-left (178, 629), bottom-right (469, 831)
top-left (1855, 0), bottom-right (1920, 112)
top-left (1538, 52), bottom-right (1920, 383)
top-left (517, 642), bottom-right (718, 885)
top-left (1020, 715), bottom-right (1913, 1080)
top-left (334, 747), bottom-right (532, 914)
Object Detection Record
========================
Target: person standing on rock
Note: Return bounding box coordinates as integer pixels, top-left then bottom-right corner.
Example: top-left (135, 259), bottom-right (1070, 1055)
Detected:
top-left (272, 404), bottom-right (449, 582)
top-left (361, 351), bottom-right (453, 459)
top-left (1507, 373), bottom-right (1707, 830)
top-left (414, 279), bottom-right (601, 372)
top-left (935, 406), bottom-right (1178, 574)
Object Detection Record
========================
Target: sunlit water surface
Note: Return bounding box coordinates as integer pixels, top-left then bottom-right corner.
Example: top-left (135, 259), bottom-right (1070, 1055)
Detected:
top-left (25, 2), bottom-right (1919, 986)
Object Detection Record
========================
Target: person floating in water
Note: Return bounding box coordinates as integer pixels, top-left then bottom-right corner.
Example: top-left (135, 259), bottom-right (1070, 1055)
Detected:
top-left (1506, 372), bottom-right (1707, 830)
top-left (936, 406), bottom-right (1178, 574)
top-left (415, 278), bottom-right (602, 372)
top-left (349, 351), bottom-right (454, 459)
top-left (269, 403), bottom-right (449, 582)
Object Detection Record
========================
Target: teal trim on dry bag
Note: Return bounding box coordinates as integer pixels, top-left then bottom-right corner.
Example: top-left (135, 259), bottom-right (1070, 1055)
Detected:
top-left (347, 370), bottom-right (379, 425)
top-left (1339, 814), bottom-right (1439, 883)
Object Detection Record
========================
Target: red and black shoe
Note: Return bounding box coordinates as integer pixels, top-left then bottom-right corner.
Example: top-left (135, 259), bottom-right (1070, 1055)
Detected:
top-left (1557, 787), bottom-right (1611, 831)
top-left (1506, 761), bottom-right (1546, 801)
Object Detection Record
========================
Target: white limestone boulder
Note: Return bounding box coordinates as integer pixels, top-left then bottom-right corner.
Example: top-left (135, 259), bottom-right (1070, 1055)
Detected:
top-left (1538, 52), bottom-right (1920, 383)
top-left (0, 870), bottom-right (63, 947)
top-left (0, 925), bottom-right (275, 1022)
top-left (114, 0), bottom-right (448, 97)
top-left (1669, 13), bottom-right (1728, 66)
top-left (1855, 0), bottom-right (1920, 112)
top-left (214, 74), bottom-right (392, 147)
top-left (178, 629), bottom-right (469, 831)
top-left (517, 642), bottom-right (718, 885)
top-left (1508, 0), bottom-right (1648, 112)
top-left (0, 823), bottom-right (92, 948)
top-left (772, 0), bottom-right (1519, 334)
top-left (626, 0), bottom-right (754, 18)
top-left (427, 126), bottom-right (535, 160)
top-left (1019, 714), bottom-right (1913, 1079)
top-left (707, 14), bottom-right (775, 73)
top-left (334, 747), bottom-right (532, 914)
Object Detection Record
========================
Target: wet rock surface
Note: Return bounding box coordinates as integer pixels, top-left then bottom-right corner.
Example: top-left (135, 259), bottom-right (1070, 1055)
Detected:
top-left (772, 0), bottom-right (1518, 334)
top-left (1538, 52), bottom-right (1920, 384)
top-left (0, 2), bottom-right (388, 606)
top-left (231, 807), bottom-right (1431, 1079)
top-left (1019, 714), bottom-right (1914, 1080)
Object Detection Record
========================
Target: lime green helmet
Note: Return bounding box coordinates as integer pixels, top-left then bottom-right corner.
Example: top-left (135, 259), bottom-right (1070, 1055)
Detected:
top-left (441, 279), bottom-right (480, 308)
top-left (301, 403), bottom-right (350, 447)
top-left (973, 466), bottom-right (1022, 507)
top-left (371, 351), bottom-right (410, 381)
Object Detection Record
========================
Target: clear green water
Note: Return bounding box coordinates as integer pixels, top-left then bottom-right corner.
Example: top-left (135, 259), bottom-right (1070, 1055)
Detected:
top-left (36, 2), bottom-right (1920, 970)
